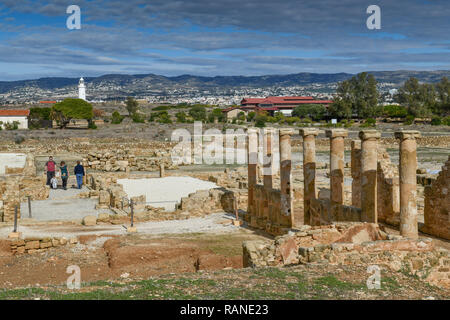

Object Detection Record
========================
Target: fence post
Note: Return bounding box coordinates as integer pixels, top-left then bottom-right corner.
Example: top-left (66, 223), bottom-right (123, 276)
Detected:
top-left (130, 200), bottom-right (134, 227)
top-left (27, 196), bottom-right (32, 218)
top-left (13, 205), bottom-right (18, 233)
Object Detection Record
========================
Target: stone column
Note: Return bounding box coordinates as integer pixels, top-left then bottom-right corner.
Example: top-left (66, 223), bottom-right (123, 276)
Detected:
top-left (299, 128), bottom-right (319, 225)
top-left (359, 130), bottom-right (380, 223)
top-left (247, 128), bottom-right (259, 219)
top-left (326, 129), bottom-right (348, 205)
top-left (279, 128), bottom-right (296, 227)
top-left (263, 127), bottom-right (275, 190)
top-left (395, 130), bottom-right (420, 239)
top-left (351, 140), bottom-right (362, 208)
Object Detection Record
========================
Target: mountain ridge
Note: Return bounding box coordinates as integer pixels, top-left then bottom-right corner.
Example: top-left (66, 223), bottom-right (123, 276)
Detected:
top-left (1, 70), bottom-right (449, 93)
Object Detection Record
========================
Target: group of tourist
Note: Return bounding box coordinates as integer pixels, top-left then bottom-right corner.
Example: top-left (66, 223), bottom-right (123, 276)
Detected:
top-left (44, 156), bottom-right (85, 190)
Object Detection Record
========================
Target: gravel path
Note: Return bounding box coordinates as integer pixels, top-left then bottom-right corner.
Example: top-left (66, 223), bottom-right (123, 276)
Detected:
top-left (0, 212), bottom-right (241, 238)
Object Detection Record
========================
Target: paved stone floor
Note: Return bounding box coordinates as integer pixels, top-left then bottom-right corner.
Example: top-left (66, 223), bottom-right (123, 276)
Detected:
top-left (20, 186), bottom-right (112, 222)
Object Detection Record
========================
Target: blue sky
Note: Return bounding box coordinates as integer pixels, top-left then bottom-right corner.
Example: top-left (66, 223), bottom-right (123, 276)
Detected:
top-left (0, 0), bottom-right (449, 80)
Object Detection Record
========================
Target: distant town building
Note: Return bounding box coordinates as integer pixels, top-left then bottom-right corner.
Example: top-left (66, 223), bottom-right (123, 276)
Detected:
top-left (0, 110), bottom-right (30, 129)
top-left (39, 101), bottom-right (57, 104)
top-left (78, 77), bottom-right (86, 101)
top-left (223, 96), bottom-right (334, 116)
top-left (222, 108), bottom-right (249, 121)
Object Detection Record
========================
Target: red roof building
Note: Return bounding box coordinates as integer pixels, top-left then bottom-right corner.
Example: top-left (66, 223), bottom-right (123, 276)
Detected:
top-left (0, 110), bottom-right (30, 117)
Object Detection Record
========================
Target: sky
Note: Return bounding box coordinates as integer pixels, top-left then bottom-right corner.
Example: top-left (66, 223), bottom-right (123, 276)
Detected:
top-left (0, 0), bottom-right (449, 80)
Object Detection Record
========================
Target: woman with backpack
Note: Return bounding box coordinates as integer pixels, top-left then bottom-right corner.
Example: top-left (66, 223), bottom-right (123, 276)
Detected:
top-left (60, 161), bottom-right (69, 190)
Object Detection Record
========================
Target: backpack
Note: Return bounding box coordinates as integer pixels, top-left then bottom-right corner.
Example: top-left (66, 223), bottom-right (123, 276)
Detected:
top-left (51, 177), bottom-right (58, 189)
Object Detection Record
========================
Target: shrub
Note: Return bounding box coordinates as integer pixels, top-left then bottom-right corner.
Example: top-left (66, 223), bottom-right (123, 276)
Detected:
top-left (255, 115), bottom-right (266, 128)
top-left (247, 111), bottom-right (256, 122)
top-left (14, 134), bottom-right (25, 144)
top-left (443, 116), bottom-right (450, 126)
top-left (175, 111), bottom-right (187, 123)
top-left (404, 115), bottom-right (415, 125)
top-left (111, 111), bottom-right (124, 124)
top-left (88, 122), bottom-right (97, 129)
top-left (383, 105), bottom-right (408, 118)
top-left (188, 106), bottom-right (207, 121)
top-left (430, 117), bottom-right (442, 126)
top-left (284, 117), bottom-right (299, 125)
top-left (30, 107), bottom-right (51, 120)
top-left (4, 121), bottom-right (19, 130)
top-left (132, 113), bottom-right (146, 123)
top-left (361, 118), bottom-right (376, 127)
top-left (292, 104), bottom-right (326, 120)
top-left (152, 105), bottom-right (170, 111)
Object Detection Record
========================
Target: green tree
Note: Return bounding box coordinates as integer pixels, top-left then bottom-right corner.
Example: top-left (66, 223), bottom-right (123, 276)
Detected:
top-left (176, 111), bottom-right (187, 123)
top-left (51, 98), bottom-right (93, 128)
top-left (189, 105), bottom-right (207, 121)
top-left (255, 111), bottom-right (267, 128)
top-left (436, 77), bottom-right (450, 115)
top-left (247, 111), bottom-right (256, 122)
top-left (292, 104), bottom-right (326, 120)
top-left (395, 77), bottom-right (435, 117)
top-left (331, 72), bottom-right (379, 119)
top-left (111, 111), bottom-right (124, 124)
top-left (208, 108), bottom-right (225, 123)
top-left (125, 97), bottom-right (139, 116)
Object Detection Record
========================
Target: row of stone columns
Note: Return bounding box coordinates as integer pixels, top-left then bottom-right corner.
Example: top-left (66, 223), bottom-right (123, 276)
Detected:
top-left (298, 128), bottom-right (420, 239)
top-left (247, 128), bottom-right (295, 228)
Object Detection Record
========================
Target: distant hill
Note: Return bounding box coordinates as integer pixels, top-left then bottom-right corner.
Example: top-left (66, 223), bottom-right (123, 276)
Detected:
top-left (0, 70), bottom-right (449, 94)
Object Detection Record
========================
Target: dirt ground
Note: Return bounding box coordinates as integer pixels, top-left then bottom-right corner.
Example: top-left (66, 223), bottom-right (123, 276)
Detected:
top-left (0, 230), bottom-right (269, 288)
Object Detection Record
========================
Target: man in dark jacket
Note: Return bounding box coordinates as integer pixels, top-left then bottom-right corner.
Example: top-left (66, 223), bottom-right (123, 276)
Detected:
top-left (74, 161), bottom-right (85, 189)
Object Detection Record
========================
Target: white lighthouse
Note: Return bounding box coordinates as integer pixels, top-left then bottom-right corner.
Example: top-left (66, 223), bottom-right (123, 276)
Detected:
top-left (78, 77), bottom-right (86, 100)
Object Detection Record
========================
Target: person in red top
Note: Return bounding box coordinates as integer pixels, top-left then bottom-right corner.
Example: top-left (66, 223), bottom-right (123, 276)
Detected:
top-left (45, 156), bottom-right (56, 186)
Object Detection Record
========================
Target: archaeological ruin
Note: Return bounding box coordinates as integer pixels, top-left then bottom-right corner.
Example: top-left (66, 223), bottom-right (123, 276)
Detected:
top-left (0, 129), bottom-right (448, 289)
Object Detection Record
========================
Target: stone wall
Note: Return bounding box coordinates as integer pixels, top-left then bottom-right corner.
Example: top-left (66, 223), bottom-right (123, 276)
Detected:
top-left (243, 223), bottom-right (450, 288)
top-left (83, 150), bottom-right (176, 172)
top-left (87, 171), bottom-right (238, 218)
top-left (422, 156), bottom-right (450, 240)
top-left (309, 198), bottom-right (362, 226)
top-left (10, 237), bottom-right (78, 255)
top-left (377, 148), bottom-right (400, 226)
top-left (0, 177), bottom-right (21, 222)
top-left (179, 188), bottom-right (236, 215)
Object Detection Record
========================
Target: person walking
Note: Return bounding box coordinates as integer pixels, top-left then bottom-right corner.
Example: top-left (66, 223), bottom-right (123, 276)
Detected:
top-left (60, 161), bottom-right (69, 190)
top-left (74, 160), bottom-right (85, 189)
top-left (45, 156), bottom-right (56, 186)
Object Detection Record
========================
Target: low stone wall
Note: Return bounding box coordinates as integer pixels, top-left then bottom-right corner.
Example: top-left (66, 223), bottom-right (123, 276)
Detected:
top-left (243, 223), bottom-right (450, 288)
top-left (422, 156), bottom-right (450, 240)
top-left (179, 188), bottom-right (235, 215)
top-left (309, 198), bottom-right (362, 226)
top-left (87, 171), bottom-right (238, 218)
top-left (0, 153), bottom-right (48, 222)
top-left (83, 150), bottom-right (176, 172)
top-left (10, 237), bottom-right (78, 255)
